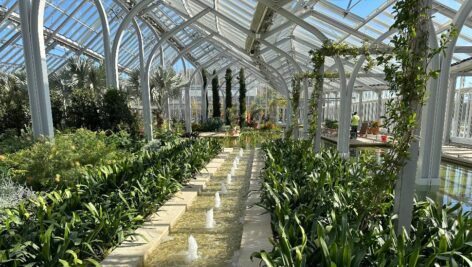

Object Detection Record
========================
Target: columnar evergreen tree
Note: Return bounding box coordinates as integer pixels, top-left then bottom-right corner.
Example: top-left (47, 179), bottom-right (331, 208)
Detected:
top-left (201, 69), bottom-right (208, 122)
top-left (211, 70), bottom-right (221, 118)
top-left (238, 68), bottom-right (246, 127)
top-left (225, 68), bottom-right (232, 125)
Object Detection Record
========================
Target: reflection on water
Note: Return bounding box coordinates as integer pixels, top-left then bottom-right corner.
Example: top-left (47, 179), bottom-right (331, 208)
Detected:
top-left (348, 145), bottom-right (472, 211)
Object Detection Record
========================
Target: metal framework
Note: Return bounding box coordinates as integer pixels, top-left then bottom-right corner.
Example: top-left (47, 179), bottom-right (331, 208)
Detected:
top-left (1, 1), bottom-right (472, 191)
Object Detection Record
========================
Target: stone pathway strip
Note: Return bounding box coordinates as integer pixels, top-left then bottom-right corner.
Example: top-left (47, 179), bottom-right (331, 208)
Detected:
top-left (145, 148), bottom-right (254, 267)
top-left (237, 148), bottom-right (272, 267)
top-left (101, 148), bottom-right (233, 267)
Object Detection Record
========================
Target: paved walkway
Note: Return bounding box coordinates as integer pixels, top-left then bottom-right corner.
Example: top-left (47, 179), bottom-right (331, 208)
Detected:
top-left (237, 148), bottom-right (272, 267)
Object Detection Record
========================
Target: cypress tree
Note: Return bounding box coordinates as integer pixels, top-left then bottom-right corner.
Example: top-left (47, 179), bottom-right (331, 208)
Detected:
top-left (238, 68), bottom-right (246, 127)
top-left (225, 68), bottom-right (232, 125)
top-left (211, 70), bottom-right (221, 118)
top-left (201, 69), bottom-right (208, 122)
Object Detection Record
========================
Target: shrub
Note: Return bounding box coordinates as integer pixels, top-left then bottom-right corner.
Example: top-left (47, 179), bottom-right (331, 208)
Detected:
top-left (3, 129), bottom-right (129, 190)
top-left (101, 89), bottom-right (135, 132)
top-left (0, 172), bottom-right (34, 209)
top-left (0, 129), bottom-right (33, 154)
top-left (193, 118), bottom-right (223, 132)
top-left (66, 88), bottom-right (101, 130)
top-left (253, 140), bottom-right (472, 266)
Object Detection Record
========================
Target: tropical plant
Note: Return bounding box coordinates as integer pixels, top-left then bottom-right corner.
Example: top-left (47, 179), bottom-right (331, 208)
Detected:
top-left (225, 68), bottom-right (233, 125)
top-left (0, 72), bottom-right (30, 135)
top-left (212, 70), bottom-right (221, 118)
top-left (2, 129), bottom-right (129, 190)
top-left (252, 139), bottom-right (472, 267)
top-left (101, 89), bottom-right (136, 133)
top-left (239, 68), bottom-right (246, 127)
top-left (66, 88), bottom-right (101, 130)
top-left (150, 67), bottom-right (184, 128)
top-left (0, 137), bottom-right (221, 266)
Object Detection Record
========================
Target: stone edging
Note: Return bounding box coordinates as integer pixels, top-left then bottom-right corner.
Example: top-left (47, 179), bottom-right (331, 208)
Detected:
top-left (101, 148), bottom-right (233, 267)
top-left (237, 148), bottom-right (272, 267)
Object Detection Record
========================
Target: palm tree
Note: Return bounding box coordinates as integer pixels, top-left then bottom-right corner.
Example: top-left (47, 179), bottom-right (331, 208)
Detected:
top-left (150, 67), bottom-right (185, 128)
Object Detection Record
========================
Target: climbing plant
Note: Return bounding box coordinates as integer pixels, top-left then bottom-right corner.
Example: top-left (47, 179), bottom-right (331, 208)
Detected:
top-left (373, 0), bottom-right (456, 192)
top-left (285, 78), bottom-right (301, 139)
top-left (306, 41), bottom-right (380, 141)
top-left (225, 68), bottom-right (232, 125)
top-left (211, 70), bottom-right (221, 118)
top-left (238, 68), bottom-right (246, 127)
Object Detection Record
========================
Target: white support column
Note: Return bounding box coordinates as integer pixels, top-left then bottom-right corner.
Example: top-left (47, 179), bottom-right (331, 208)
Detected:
top-left (134, 20), bottom-right (153, 141)
top-left (428, 1), bottom-right (472, 182)
top-left (314, 91), bottom-right (324, 152)
top-left (93, 0), bottom-right (113, 88)
top-left (334, 92), bottom-right (339, 121)
top-left (180, 58), bottom-right (186, 120)
top-left (302, 78), bottom-right (309, 138)
top-left (376, 90), bottom-right (382, 121)
top-left (201, 69), bottom-right (208, 122)
top-left (285, 89), bottom-right (292, 136)
top-left (358, 91), bottom-right (363, 120)
top-left (444, 75), bottom-right (458, 143)
top-left (19, 0), bottom-right (54, 139)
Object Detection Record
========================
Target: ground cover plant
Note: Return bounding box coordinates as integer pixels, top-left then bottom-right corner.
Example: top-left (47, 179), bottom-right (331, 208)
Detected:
top-left (253, 139), bottom-right (472, 267)
top-left (0, 133), bottom-right (221, 266)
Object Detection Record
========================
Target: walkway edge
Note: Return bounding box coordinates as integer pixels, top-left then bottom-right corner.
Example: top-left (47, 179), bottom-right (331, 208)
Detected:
top-left (101, 148), bottom-right (233, 267)
top-left (237, 148), bottom-right (272, 267)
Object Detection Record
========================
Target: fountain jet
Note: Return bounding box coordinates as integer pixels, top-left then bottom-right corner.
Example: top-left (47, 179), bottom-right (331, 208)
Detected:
top-left (215, 191), bottom-right (221, 208)
top-left (206, 208), bottom-right (215, 229)
top-left (227, 173), bottom-right (232, 184)
top-left (221, 182), bottom-right (228, 194)
top-left (187, 235), bottom-right (198, 262)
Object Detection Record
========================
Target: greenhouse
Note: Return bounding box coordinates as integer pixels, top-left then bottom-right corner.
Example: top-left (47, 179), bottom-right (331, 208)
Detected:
top-left (1, 0), bottom-right (472, 266)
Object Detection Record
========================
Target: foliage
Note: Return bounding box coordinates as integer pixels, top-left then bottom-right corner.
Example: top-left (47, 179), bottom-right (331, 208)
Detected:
top-left (324, 119), bottom-right (338, 129)
top-left (150, 67), bottom-right (184, 122)
top-left (0, 129), bottom-right (33, 154)
top-left (286, 78), bottom-right (301, 138)
top-left (0, 72), bottom-right (30, 135)
top-left (202, 69), bottom-right (209, 121)
top-left (66, 88), bottom-right (101, 130)
top-left (212, 70), bottom-right (221, 118)
top-left (192, 118), bottom-right (223, 132)
top-left (0, 138), bottom-right (221, 266)
top-left (101, 89), bottom-right (136, 133)
top-left (372, 0), bottom-right (456, 194)
top-left (239, 68), bottom-right (246, 127)
top-left (253, 139), bottom-right (472, 267)
top-left (2, 129), bottom-right (129, 191)
top-left (225, 68), bottom-right (233, 125)
top-left (0, 172), bottom-right (35, 209)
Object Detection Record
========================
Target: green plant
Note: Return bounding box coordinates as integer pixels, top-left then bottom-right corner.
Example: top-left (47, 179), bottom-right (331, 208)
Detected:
top-left (252, 140), bottom-right (472, 267)
top-left (212, 70), bottom-right (221, 118)
top-left (239, 68), bottom-right (246, 127)
top-left (66, 88), bottom-right (101, 130)
top-left (101, 89), bottom-right (136, 133)
top-left (325, 119), bottom-right (338, 129)
top-left (0, 138), bottom-right (221, 266)
top-left (225, 68), bottom-right (233, 125)
top-left (0, 72), bottom-right (30, 135)
top-left (3, 129), bottom-right (129, 190)
top-left (193, 118), bottom-right (223, 132)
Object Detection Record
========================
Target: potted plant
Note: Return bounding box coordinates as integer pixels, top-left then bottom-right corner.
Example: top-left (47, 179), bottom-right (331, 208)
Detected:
top-left (370, 120), bottom-right (380, 135)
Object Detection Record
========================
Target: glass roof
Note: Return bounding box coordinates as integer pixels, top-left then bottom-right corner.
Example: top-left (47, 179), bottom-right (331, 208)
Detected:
top-left (0, 0), bottom-right (471, 94)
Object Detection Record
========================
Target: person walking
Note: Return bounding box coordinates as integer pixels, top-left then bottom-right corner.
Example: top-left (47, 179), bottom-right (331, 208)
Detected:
top-left (351, 112), bottom-right (360, 139)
